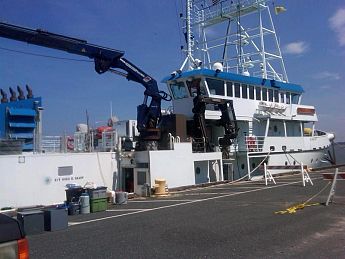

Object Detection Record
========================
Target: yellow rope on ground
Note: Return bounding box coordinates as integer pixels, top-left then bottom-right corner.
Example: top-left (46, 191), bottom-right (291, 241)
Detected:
top-left (275, 182), bottom-right (331, 215)
top-left (275, 202), bottom-right (320, 214)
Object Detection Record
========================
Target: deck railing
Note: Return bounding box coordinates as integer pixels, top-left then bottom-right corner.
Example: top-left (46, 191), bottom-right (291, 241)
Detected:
top-left (39, 131), bottom-right (118, 153)
top-left (245, 136), bottom-right (265, 152)
top-left (41, 136), bottom-right (63, 153)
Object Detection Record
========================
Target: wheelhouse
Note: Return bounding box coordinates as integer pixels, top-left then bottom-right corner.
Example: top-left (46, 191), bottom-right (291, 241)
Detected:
top-left (163, 68), bottom-right (304, 120)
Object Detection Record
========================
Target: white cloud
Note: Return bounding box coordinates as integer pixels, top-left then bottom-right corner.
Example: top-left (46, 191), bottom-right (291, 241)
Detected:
top-left (313, 71), bottom-right (341, 81)
top-left (329, 7), bottom-right (345, 46)
top-left (282, 41), bottom-right (309, 54)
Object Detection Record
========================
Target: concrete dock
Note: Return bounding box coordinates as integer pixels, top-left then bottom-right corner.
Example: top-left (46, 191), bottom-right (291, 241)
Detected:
top-left (28, 171), bottom-right (345, 258)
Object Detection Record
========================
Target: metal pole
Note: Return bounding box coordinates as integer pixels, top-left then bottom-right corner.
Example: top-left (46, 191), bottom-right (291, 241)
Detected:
top-left (259, 5), bottom-right (267, 79)
top-left (326, 168), bottom-right (339, 206)
top-left (186, 0), bottom-right (193, 69)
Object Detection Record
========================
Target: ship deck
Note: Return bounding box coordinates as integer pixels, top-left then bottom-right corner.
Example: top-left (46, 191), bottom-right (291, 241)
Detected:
top-left (28, 170), bottom-right (345, 258)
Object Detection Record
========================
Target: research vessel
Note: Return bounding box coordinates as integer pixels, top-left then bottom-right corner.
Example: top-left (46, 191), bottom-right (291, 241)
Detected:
top-left (0, 0), bottom-right (334, 208)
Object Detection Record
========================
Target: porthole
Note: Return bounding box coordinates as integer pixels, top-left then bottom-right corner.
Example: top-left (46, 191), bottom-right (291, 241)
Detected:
top-left (270, 146), bottom-right (275, 151)
top-left (293, 161), bottom-right (296, 165)
top-left (285, 161), bottom-right (288, 166)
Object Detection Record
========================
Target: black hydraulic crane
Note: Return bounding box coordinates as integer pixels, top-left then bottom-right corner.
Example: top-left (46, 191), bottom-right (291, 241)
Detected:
top-left (0, 22), bottom-right (170, 150)
top-left (189, 78), bottom-right (238, 158)
top-left (192, 95), bottom-right (238, 158)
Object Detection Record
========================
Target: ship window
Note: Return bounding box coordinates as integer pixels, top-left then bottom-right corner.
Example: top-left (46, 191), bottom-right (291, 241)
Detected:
top-left (268, 89), bottom-right (273, 102)
top-left (286, 92), bottom-right (291, 104)
top-left (280, 92), bottom-right (285, 103)
top-left (170, 81), bottom-right (189, 99)
top-left (249, 85), bottom-right (254, 100)
top-left (242, 84), bottom-right (248, 99)
top-left (255, 87), bottom-right (261, 100)
top-left (206, 78), bottom-right (225, 96)
top-left (226, 81), bottom-right (233, 97)
top-left (274, 90), bottom-right (279, 102)
top-left (186, 78), bottom-right (206, 97)
top-left (234, 83), bottom-right (241, 97)
top-left (291, 93), bottom-right (300, 104)
top-left (262, 88), bottom-right (267, 101)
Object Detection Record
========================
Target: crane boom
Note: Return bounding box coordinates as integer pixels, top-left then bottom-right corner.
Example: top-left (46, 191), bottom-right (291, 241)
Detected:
top-left (0, 22), bottom-right (170, 149)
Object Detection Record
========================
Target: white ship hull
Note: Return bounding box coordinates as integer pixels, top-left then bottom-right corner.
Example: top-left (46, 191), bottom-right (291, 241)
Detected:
top-left (0, 152), bottom-right (117, 208)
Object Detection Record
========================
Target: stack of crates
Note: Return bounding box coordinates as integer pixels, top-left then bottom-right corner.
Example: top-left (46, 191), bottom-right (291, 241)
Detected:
top-left (87, 187), bottom-right (107, 213)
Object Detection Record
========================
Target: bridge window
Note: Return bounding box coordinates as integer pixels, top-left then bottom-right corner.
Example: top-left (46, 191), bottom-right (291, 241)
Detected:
top-left (206, 78), bottom-right (224, 96)
top-left (280, 92), bottom-right (285, 103)
top-left (226, 81), bottom-right (233, 97)
top-left (186, 78), bottom-right (206, 97)
top-left (262, 88), bottom-right (267, 101)
top-left (268, 89), bottom-right (273, 102)
top-left (274, 90), bottom-right (279, 103)
top-left (169, 81), bottom-right (189, 99)
top-left (291, 93), bottom-right (300, 104)
top-left (242, 84), bottom-right (248, 99)
top-left (234, 83), bottom-right (240, 97)
top-left (249, 85), bottom-right (254, 100)
top-left (255, 87), bottom-right (261, 100)
top-left (286, 92), bottom-right (291, 104)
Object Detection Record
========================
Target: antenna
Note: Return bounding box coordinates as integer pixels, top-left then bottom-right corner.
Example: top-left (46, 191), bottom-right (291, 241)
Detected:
top-left (179, 0), bottom-right (195, 71)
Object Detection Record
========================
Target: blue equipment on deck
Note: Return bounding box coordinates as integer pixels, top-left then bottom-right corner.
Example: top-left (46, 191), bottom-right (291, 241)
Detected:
top-left (0, 86), bottom-right (41, 151)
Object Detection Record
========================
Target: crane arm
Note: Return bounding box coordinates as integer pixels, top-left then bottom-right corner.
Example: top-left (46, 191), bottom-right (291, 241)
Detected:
top-left (0, 22), bottom-right (170, 145)
top-left (0, 22), bottom-right (125, 63)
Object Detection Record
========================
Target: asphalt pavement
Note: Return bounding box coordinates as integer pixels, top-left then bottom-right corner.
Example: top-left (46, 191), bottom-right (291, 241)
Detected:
top-left (28, 172), bottom-right (345, 258)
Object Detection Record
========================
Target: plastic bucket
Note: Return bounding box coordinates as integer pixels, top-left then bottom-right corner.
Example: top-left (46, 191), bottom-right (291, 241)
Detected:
top-left (68, 202), bottom-right (80, 215)
top-left (79, 193), bottom-right (90, 214)
top-left (115, 192), bottom-right (128, 205)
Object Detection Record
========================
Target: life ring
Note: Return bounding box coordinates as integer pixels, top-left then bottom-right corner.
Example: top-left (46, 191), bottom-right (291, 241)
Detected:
top-left (247, 136), bottom-right (256, 152)
top-left (67, 136), bottom-right (74, 151)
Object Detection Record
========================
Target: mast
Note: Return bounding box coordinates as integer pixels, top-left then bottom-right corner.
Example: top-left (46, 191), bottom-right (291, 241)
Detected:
top-left (180, 0), bottom-right (195, 71)
top-left (181, 0), bottom-right (288, 82)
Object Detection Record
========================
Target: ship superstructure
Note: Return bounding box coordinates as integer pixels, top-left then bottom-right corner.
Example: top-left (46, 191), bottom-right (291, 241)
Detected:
top-left (164, 0), bottom-right (334, 179)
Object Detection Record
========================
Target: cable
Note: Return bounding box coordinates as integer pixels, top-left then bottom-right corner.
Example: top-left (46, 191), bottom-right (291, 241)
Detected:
top-left (249, 150), bottom-right (271, 174)
top-left (0, 46), bottom-right (92, 62)
top-left (303, 182), bottom-right (330, 204)
top-left (285, 151), bottom-right (301, 164)
top-left (275, 182), bottom-right (331, 214)
top-left (231, 149), bottom-right (272, 183)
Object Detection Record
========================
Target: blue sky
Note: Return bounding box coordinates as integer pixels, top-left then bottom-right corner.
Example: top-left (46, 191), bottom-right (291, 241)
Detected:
top-left (0, 1), bottom-right (344, 141)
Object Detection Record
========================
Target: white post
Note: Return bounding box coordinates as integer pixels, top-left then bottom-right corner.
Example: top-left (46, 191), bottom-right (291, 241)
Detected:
top-left (259, 6), bottom-right (267, 79)
top-left (301, 163), bottom-right (305, 187)
top-left (186, 0), bottom-right (194, 70)
top-left (264, 163), bottom-right (268, 185)
top-left (326, 168), bottom-right (339, 206)
top-left (247, 148), bottom-right (251, 179)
